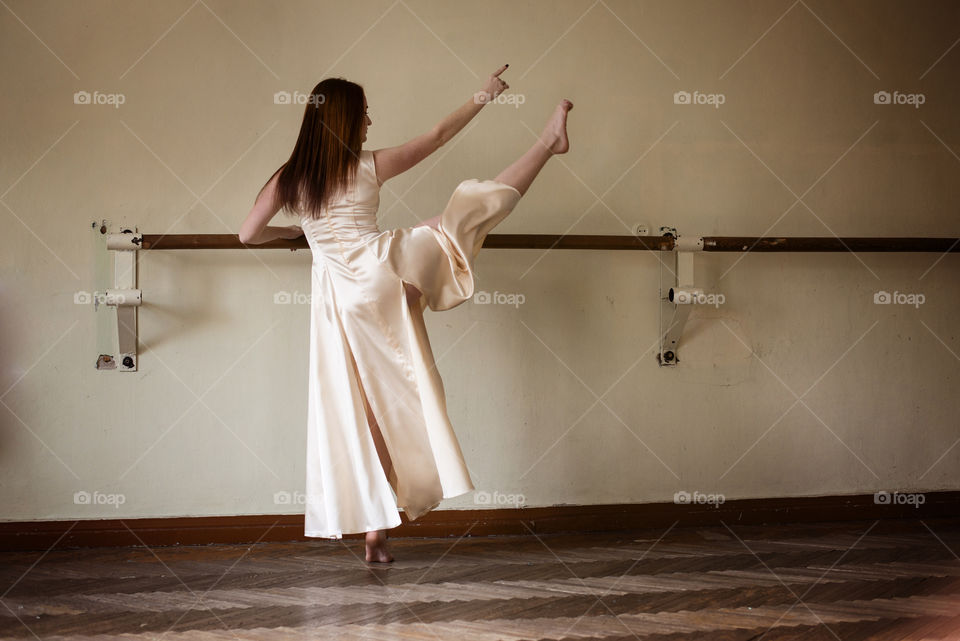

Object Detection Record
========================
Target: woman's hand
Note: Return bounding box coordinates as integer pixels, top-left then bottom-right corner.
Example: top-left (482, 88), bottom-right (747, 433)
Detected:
top-left (239, 224), bottom-right (303, 246)
top-left (476, 64), bottom-right (509, 104)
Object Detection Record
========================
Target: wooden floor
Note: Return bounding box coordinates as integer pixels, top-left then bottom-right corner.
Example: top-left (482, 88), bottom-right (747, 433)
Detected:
top-left (2, 517), bottom-right (959, 640)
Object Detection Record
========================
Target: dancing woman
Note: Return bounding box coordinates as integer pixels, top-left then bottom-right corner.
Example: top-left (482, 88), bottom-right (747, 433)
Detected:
top-left (240, 64), bottom-right (572, 562)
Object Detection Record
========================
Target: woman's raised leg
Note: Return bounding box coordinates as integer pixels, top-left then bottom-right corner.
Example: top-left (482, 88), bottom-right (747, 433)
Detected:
top-left (495, 99), bottom-right (573, 196)
top-left (404, 99), bottom-right (573, 305)
top-left (416, 215), bottom-right (441, 230)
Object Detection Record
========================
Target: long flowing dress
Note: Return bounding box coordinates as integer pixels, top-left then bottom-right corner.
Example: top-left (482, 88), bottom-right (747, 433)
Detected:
top-left (299, 149), bottom-right (521, 538)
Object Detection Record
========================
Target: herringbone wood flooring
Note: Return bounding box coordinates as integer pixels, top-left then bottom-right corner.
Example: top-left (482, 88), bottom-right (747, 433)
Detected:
top-left (2, 518), bottom-right (959, 640)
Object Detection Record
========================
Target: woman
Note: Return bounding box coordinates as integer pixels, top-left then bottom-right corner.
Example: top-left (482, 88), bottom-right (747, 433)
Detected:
top-left (240, 64), bottom-right (572, 562)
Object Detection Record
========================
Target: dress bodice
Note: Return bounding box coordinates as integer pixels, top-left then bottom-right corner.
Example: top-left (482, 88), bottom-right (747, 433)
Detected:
top-left (299, 149), bottom-right (381, 244)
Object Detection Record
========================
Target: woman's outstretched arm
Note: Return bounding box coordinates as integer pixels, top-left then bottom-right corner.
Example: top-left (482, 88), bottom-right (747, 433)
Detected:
top-left (372, 64), bottom-right (510, 184)
top-left (436, 64), bottom-right (510, 144)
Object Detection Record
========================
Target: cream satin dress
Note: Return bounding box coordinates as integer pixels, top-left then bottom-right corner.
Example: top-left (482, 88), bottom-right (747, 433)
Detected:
top-left (299, 149), bottom-right (521, 538)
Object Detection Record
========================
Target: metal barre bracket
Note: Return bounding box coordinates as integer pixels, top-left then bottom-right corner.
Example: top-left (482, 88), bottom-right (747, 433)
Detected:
top-left (658, 227), bottom-right (708, 367)
top-left (97, 227), bottom-right (142, 372)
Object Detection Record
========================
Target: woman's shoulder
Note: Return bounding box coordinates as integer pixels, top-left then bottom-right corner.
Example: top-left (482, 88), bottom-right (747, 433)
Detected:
top-left (360, 148), bottom-right (382, 188)
top-left (361, 148), bottom-right (376, 168)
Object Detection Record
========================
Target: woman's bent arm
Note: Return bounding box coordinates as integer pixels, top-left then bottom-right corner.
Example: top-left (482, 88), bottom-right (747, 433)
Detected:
top-left (239, 170), bottom-right (302, 244)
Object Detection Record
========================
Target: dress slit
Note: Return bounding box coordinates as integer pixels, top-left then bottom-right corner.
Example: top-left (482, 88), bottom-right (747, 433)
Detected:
top-left (344, 323), bottom-right (398, 496)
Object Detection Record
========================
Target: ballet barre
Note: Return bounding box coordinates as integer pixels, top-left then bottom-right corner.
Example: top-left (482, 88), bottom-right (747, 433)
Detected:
top-left (128, 233), bottom-right (958, 252)
top-left (99, 228), bottom-right (958, 371)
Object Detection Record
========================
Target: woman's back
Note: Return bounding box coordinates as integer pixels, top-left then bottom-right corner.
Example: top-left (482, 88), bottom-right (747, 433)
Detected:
top-left (299, 149), bottom-right (382, 250)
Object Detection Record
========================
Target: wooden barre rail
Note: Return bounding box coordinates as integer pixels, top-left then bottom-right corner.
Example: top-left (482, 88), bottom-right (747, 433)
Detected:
top-left (135, 234), bottom-right (960, 253)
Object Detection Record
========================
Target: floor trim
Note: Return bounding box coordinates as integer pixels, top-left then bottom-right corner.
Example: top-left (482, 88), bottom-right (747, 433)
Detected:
top-left (2, 490), bottom-right (956, 550)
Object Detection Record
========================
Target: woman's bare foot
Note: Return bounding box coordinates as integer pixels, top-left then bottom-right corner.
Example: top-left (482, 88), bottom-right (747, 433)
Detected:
top-left (493, 100), bottom-right (573, 195)
top-left (540, 99), bottom-right (573, 154)
top-left (365, 530), bottom-right (394, 563)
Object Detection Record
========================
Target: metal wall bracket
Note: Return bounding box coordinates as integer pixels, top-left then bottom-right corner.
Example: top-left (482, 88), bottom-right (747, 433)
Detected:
top-left (97, 228), bottom-right (142, 371)
top-left (658, 228), bottom-right (704, 366)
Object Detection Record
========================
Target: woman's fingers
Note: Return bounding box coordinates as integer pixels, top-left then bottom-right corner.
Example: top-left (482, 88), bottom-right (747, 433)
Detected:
top-left (480, 65), bottom-right (509, 101)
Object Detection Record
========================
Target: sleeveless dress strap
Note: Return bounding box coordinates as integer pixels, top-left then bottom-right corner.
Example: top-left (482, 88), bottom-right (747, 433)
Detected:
top-left (361, 149), bottom-right (382, 188)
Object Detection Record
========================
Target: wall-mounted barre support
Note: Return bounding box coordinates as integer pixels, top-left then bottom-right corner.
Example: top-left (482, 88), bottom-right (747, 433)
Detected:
top-left (99, 229), bottom-right (142, 371)
top-left (99, 228), bottom-right (958, 371)
top-left (658, 229), bottom-right (704, 367)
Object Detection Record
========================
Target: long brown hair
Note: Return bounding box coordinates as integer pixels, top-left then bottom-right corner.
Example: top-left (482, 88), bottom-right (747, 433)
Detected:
top-left (259, 78), bottom-right (366, 220)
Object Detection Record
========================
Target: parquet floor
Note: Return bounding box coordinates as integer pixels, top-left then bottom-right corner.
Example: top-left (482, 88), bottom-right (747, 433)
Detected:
top-left (2, 517), bottom-right (959, 640)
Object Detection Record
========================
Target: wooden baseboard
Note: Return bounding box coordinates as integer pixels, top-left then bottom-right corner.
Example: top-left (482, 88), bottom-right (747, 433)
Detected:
top-left (2, 490), bottom-right (956, 550)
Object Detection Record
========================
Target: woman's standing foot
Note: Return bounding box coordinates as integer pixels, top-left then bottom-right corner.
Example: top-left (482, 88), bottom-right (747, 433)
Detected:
top-left (365, 529), bottom-right (394, 563)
